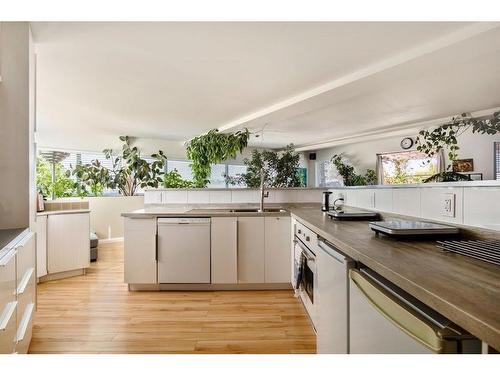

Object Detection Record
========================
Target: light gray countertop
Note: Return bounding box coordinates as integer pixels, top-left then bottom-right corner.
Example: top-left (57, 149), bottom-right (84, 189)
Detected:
top-left (37, 209), bottom-right (91, 216)
top-left (121, 203), bottom-right (304, 218)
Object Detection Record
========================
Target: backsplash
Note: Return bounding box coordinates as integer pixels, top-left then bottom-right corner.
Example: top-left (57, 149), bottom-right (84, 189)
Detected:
top-left (329, 186), bottom-right (500, 231)
top-left (144, 188), bottom-right (324, 205)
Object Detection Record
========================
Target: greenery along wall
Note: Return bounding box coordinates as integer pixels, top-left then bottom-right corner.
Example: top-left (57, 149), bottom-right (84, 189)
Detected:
top-left (37, 131), bottom-right (306, 198)
top-left (226, 145), bottom-right (303, 188)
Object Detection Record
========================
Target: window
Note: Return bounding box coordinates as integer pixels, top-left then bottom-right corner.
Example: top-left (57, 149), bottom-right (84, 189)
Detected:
top-left (60, 153), bottom-right (78, 173)
top-left (316, 160), bottom-right (344, 187)
top-left (495, 142), bottom-right (500, 180)
top-left (167, 160), bottom-right (193, 181)
top-left (80, 152), bottom-right (116, 170)
top-left (380, 151), bottom-right (439, 184)
top-left (227, 164), bottom-right (248, 188)
top-left (208, 164), bottom-right (226, 188)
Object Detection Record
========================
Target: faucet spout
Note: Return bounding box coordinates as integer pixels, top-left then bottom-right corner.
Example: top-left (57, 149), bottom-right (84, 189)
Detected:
top-left (259, 168), bottom-right (269, 212)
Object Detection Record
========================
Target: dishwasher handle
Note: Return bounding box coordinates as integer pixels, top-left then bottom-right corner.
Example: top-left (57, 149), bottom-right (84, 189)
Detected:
top-left (350, 268), bottom-right (449, 353)
top-left (317, 238), bottom-right (349, 264)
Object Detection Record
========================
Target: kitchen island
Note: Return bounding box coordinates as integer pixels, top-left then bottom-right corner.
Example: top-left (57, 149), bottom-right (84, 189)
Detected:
top-left (122, 203), bottom-right (500, 351)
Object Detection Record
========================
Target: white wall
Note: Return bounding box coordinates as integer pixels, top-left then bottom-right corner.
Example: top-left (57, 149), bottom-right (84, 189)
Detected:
top-left (87, 196), bottom-right (144, 240)
top-left (0, 22), bottom-right (35, 229)
top-left (315, 129), bottom-right (500, 182)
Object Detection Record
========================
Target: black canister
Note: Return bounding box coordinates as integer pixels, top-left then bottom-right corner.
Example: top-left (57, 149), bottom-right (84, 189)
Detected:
top-left (322, 191), bottom-right (332, 211)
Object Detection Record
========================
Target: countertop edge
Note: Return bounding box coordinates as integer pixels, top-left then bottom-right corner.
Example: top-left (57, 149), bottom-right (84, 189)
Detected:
top-left (37, 209), bottom-right (91, 216)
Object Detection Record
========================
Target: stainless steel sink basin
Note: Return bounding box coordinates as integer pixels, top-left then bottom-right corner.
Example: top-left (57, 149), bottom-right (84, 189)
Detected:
top-left (228, 208), bottom-right (287, 213)
top-left (188, 208), bottom-right (287, 214)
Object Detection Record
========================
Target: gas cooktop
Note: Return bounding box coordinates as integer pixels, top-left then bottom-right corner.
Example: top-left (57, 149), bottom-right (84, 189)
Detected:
top-left (327, 209), bottom-right (380, 221)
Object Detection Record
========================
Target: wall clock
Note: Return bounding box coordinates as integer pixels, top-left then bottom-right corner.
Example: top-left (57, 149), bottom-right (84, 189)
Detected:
top-left (400, 137), bottom-right (414, 150)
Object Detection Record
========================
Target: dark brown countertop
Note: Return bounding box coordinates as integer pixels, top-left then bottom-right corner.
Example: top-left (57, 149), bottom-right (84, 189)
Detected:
top-left (290, 207), bottom-right (500, 350)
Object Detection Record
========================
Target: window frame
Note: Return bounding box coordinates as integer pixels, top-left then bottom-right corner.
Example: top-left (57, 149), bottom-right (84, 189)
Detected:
top-left (378, 150), bottom-right (440, 185)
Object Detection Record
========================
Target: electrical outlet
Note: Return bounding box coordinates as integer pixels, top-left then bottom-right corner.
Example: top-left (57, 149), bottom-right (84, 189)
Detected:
top-left (442, 193), bottom-right (455, 218)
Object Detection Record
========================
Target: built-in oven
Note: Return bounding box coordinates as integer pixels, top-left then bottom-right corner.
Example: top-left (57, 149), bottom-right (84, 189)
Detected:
top-left (293, 222), bottom-right (318, 330)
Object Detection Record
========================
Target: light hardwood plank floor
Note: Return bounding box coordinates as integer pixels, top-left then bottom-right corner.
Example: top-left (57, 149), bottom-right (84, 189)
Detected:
top-left (30, 242), bottom-right (316, 354)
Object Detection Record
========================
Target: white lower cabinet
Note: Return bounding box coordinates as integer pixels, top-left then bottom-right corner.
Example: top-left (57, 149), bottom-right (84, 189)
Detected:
top-left (124, 217), bottom-right (157, 284)
top-left (0, 231), bottom-right (36, 354)
top-left (211, 217), bottom-right (237, 284)
top-left (237, 217), bottom-right (265, 283)
top-left (47, 213), bottom-right (90, 274)
top-left (123, 214), bottom-right (293, 287)
top-left (0, 248), bottom-right (17, 354)
top-left (15, 233), bottom-right (36, 354)
top-left (264, 216), bottom-right (291, 283)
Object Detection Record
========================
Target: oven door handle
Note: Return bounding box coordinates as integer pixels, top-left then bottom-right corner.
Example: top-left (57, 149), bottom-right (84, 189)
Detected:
top-left (294, 239), bottom-right (316, 262)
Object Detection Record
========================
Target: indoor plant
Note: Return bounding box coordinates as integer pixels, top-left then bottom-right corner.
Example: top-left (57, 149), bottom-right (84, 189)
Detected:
top-left (330, 154), bottom-right (377, 186)
top-left (186, 128), bottom-right (250, 188)
top-left (103, 136), bottom-right (167, 196)
top-left (416, 111), bottom-right (500, 182)
top-left (226, 144), bottom-right (302, 188)
top-left (163, 169), bottom-right (194, 188)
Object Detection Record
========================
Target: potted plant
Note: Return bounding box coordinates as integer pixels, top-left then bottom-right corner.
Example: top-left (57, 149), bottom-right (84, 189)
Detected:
top-left (416, 111), bottom-right (500, 182)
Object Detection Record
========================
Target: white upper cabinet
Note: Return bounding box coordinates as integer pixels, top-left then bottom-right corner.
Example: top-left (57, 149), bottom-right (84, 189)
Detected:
top-left (264, 216), bottom-right (291, 283)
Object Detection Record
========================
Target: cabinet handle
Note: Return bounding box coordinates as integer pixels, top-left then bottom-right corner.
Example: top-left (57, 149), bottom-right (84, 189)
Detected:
top-left (0, 248), bottom-right (16, 267)
top-left (16, 303), bottom-right (34, 342)
top-left (14, 232), bottom-right (34, 249)
top-left (155, 234), bottom-right (158, 261)
top-left (0, 301), bottom-right (17, 331)
top-left (297, 229), bottom-right (302, 234)
top-left (305, 236), bottom-right (310, 242)
top-left (17, 268), bottom-right (34, 296)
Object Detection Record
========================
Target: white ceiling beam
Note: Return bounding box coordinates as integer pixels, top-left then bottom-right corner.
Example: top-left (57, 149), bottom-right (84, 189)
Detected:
top-left (295, 106), bottom-right (500, 151)
top-left (216, 22), bottom-right (500, 136)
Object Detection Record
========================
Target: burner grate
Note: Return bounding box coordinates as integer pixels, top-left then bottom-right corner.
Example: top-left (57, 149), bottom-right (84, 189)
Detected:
top-left (436, 240), bottom-right (500, 266)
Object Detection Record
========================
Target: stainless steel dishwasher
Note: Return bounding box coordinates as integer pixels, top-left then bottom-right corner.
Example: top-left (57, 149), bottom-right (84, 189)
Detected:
top-left (157, 218), bottom-right (211, 284)
top-left (349, 267), bottom-right (481, 354)
top-left (316, 238), bottom-right (355, 354)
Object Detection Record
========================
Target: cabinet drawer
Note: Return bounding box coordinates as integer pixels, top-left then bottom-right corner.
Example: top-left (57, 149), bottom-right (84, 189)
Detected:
top-left (15, 292), bottom-right (35, 354)
top-left (15, 233), bottom-right (35, 288)
top-left (0, 249), bottom-right (17, 354)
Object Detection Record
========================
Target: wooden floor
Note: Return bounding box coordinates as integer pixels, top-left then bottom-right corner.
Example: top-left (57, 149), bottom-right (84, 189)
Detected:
top-left (30, 242), bottom-right (316, 354)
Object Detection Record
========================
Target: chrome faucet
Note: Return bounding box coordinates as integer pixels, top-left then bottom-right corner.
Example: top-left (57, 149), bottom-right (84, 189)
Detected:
top-left (259, 167), bottom-right (269, 212)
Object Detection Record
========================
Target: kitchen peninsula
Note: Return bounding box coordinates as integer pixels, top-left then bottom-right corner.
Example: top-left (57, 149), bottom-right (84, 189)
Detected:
top-left (123, 185), bottom-right (500, 353)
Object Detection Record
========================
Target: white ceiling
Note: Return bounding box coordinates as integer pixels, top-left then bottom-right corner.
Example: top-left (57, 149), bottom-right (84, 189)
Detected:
top-left (31, 22), bottom-right (500, 150)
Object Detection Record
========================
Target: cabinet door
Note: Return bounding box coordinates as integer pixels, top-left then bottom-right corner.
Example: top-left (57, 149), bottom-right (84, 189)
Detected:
top-left (47, 213), bottom-right (90, 274)
top-left (211, 217), bottom-right (237, 284)
top-left (36, 215), bottom-right (47, 277)
top-left (124, 217), bottom-right (157, 284)
top-left (237, 217), bottom-right (265, 283)
top-left (264, 216), bottom-right (291, 283)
